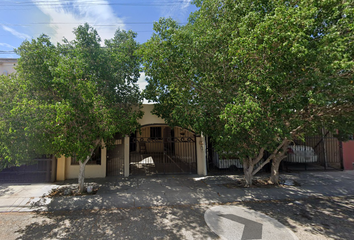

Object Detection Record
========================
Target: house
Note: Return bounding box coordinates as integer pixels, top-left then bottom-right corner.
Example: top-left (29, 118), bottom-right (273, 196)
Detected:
top-left (0, 58), bottom-right (17, 76)
top-left (56, 104), bottom-right (208, 180)
top-left (1, 58), bottom-right (207, 181)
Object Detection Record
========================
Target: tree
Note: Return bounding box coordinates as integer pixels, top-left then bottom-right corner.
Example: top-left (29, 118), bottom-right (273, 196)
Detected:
top-left (140, 0), bottom-right (354, 186)
top-left (1, 23), bottom-right (142, 192)
top-left (0, 75), bottom-right (43, 169)
top-left (225, 0), bottom-right (354, 183)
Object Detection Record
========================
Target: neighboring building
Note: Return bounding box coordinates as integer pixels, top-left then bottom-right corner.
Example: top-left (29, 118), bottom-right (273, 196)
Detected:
top-left (0, 58), bottom-right (18, 76)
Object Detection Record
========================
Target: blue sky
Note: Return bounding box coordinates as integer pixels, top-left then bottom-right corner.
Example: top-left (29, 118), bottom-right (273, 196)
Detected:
top-left (0, 0), bottom-right (197, 56)
top-left (0, 0), bottom-right (197, 91)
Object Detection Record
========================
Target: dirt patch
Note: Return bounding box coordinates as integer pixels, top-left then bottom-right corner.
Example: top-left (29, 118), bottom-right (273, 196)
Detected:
top-left (222, 178), bottom-right (301, 188)
top-left (46, 185), bottom-right (99, 197)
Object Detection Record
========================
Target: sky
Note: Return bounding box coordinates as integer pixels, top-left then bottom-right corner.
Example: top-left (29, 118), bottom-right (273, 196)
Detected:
top-left (0, 0), bottom-right (198, 92)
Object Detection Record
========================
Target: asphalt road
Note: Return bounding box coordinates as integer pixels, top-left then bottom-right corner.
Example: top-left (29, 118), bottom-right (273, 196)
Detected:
top-left (1, 195), bottom-right (353, 240)
top-left (1, 171), bottom-right (353, 239)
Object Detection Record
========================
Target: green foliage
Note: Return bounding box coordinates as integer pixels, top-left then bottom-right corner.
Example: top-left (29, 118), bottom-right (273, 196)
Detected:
top-left (0, 23), bottom-right (142, 169)
top-left (141, 0), bottom-right (354, 160)
top-left (0, 74), bottom-right (46, 169)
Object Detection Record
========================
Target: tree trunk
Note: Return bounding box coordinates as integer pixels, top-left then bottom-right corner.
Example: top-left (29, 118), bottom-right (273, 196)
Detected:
top-left (269, 159), bottom-right (281, 184)
top-left (78, 161), bottom-right (86, 193)
top-left (269, 140), bottom-right (290, 185)
top-left (244, 168), bottom-right (253, 187)
top-left (77, 139), bottom-right (101, 193)
top-left (243, 158), bottom-right (254, 187)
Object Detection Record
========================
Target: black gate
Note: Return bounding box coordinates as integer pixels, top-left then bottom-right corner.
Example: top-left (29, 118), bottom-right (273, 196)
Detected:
top-left (106, 138), bottom-right (125, 176)
top-left (0, 156), bottom-right (55, 183)
top-left (129, 137), bottom-right (197, 175)
top-left (287, 131), bottom-right (343, 170)
top-left (303, 135), bottom-right (342, 170)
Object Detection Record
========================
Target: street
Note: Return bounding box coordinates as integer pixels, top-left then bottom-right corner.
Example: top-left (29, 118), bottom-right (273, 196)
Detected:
top-left (1, 195), bottom-right (353, 240)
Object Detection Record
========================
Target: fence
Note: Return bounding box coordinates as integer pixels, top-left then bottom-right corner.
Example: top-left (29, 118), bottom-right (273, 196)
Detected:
top-left (130, 137), bottom-right (197, 175)
top-left (0, 156), bottom-right (55, 183)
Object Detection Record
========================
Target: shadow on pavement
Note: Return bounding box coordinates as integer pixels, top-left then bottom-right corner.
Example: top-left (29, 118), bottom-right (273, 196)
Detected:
top-left (241, 196), bottom-right (354, 240)
top-left (15, 205), bottom-right (218, 240)
top-left (9, 171), bottom-right (354, 239)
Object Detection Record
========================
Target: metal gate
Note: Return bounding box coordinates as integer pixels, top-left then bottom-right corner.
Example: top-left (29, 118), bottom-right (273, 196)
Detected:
top-left (287, 130), bottom-right (343, 170)
top-left (106, 138), bottom-right (125, 176)
top-left (303, 134), bottom-right (343, 170)
top-left (129, 137), bottom-right (197, 175)
top-left (0, 156), bottom-right (55, 183)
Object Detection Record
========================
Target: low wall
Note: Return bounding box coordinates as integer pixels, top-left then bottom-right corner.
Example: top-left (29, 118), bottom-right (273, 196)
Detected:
top-left (342, 141), bottom-right (354, 170)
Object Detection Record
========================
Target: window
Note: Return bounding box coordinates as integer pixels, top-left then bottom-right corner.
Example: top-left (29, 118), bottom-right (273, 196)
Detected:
top-left (150, 127), bottom-right (162, 139)
top-left (71, 147), bottom-right (101, 165)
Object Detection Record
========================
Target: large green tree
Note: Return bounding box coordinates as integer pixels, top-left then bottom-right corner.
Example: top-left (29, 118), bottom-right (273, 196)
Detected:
top-left (0, 74), bottom-right (51, 170)
top-left (140, 0), bottom-right (354, 186)
top-left (1, 24), bottom-right (142, 192)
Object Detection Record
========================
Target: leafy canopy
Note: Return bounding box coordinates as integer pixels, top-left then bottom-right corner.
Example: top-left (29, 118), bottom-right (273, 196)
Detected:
top-left (140, 0), bottom-right (354, 159)
top-left (1, 23), bottom-right (142, 168)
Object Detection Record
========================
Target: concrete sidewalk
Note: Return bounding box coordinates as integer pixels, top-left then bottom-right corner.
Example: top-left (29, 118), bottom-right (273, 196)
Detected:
top-left (0, 183), bottom-right (56, 212)
top-left (1, 170), bottom-right (353, 213)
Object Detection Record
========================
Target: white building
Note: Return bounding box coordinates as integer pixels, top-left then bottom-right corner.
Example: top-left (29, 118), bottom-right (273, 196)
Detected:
top-left (0, 58), bottom-right (18, 76)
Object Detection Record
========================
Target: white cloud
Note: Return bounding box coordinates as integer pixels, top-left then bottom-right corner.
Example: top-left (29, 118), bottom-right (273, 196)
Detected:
top-left (156, 0), bottom-right (193, 20)
top-left (32, 0), bottom-right (125, 43)
top-left (181, 0), bottom-right (193, 9)
top-left (137, 72), bottom-right (152, 104)
top-left (137, 72), bottom-right (148, 92)
top-left (2, 26), bottom-right (31, 40)
top-left (0, 43), bottom-right (16, 49)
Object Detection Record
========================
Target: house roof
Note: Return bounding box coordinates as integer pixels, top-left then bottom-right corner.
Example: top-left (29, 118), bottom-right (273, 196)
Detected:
top-left (0, 58), bottom-right (18, 64)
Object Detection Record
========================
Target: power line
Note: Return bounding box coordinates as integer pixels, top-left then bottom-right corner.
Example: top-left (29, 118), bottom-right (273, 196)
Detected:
top-left (0, 1), bottom-right (193, 7)
top-left (1, 0), bottom-right (190, 4)
top-left (0, 22), bottom-right (187, 26)
top-left (0, 30), bottom-right (156, 37)
top-left (0, 51), bottom-right (16, 54)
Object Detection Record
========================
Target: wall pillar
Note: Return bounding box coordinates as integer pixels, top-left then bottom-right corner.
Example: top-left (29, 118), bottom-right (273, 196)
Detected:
top-left (196, 133), bottom-right (207, 176)
top-left (56, 155), bottom-right (66, 181)
top-left (124, 135), bottom-right (130, 177)
top-left (101, 141), bottom-right (107, 177)
top-left (51, 156), bottom-right (57, 182)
